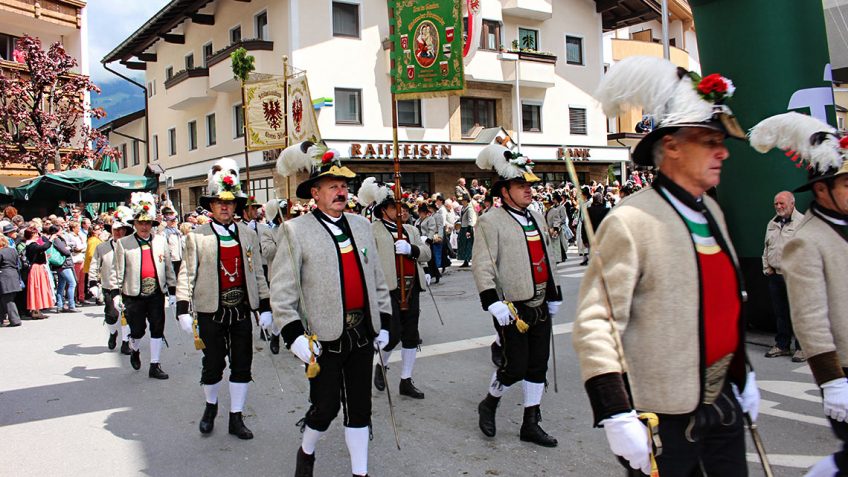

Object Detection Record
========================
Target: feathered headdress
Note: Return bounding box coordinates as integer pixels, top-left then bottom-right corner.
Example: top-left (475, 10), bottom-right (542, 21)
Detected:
top-left (264, 199), bottom-right (287, 222)
top-left (595, 56), bottom-right (746, 166)
top-left (476, 144), bottom-right (539, 182)
top-left (200, 158), bottom-right (248, 211)
top-left (749, 112), bottom-right (848, 192)
top-left (357, 177), bottom-right (397, 219)
top-left (128, 192), bottom-right (157, 225)
top-left (111, 205), bottom-right (134, 230)
top-left (276, 141), bottom-right (356, 199)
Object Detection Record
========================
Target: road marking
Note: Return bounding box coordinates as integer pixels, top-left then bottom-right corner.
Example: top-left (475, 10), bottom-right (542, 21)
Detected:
top-left (560, 272), bottom-right (585, 278)
top-left (387, 323), bottom-right (573, 364)
top-left (759, 380), bottom-right (822, 403)
top-left (746, 453), bottom-right (824, 469)
top-left (793, 365), bottom-right (812, 375)
top-left (759, 399), bottom-right (828, 427)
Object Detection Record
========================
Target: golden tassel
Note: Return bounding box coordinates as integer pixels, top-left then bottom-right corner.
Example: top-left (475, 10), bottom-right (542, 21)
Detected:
top-left (193, 318), bottom-right (205, 350)
top-left (305, 334), bottom-right (321, 378)
top-left (639, 413), bottom-right (661, 477)
top-left (506, 301), bottom-right (529, 334)
top-left (120, 311), bottom-right (127, 326)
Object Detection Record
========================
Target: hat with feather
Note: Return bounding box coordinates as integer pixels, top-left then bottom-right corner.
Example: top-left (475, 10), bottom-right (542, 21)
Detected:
top-left (749, 112), bottom-right (848, 192)
top-left (264, 198), bottom-right (288, 223)
top-left (357, 176), bottom-right (398, 219)
top-left (128, 192), bottom-right (158, 226)
top-left (200, 158), bottom-right (248, 211)
top-left (595, 56), bottom-right (746, 166)
top-left (276, 141), bottom-right (356, 199)
top-left (109, 205), bottom-right (135, 232)
top-left (476, 144), bottom-right (540, 198)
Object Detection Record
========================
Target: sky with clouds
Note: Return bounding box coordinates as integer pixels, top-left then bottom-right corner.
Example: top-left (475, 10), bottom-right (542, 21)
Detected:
top-left (87, 0), bottom-right (170, 85)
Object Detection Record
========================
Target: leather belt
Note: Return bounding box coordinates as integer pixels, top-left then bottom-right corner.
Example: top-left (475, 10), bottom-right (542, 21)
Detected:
top-left (524, 283), bottom-right (547, 308)
top-left (140, 277), bottom-right (158, 297)
top-left (345, 309), bottom-right (364, 330)
top-left (220, 287), bottom-right (246, 308)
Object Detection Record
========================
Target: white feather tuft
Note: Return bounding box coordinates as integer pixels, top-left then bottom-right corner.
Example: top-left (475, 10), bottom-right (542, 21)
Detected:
top-left (276, 142), bottom-right (315, 178)
top-left (661, 76), bottom-right (715, 126)
top-left (357, 177), bottom-right (392, 206)
top-left (749, 112), bottom-right (842, 172)
top-left (476, 144), bottom-right (523, 180)
top-left (595, 57), bottom-right (680, 119)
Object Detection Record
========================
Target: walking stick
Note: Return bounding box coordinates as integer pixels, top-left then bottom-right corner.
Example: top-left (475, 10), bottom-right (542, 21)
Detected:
top-left (425, 282), bottom-right (445, 326)
top-left (565, 156), bottom-right (662, 474)
top-left (746, 413), bottom-right (774, 477)
top-left (550, 331), bottom-right (558, 393)
top-left (377, 349), bottom-right (401, 450)
top-left (254, 310), bottom-right (285, 397)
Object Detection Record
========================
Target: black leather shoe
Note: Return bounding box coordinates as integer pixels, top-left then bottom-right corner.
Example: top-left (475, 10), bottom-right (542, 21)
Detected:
top-left (120, 341), bottom-right (131, 355)
top-left (108, 332), bottom-right (118, 350)
top-left (270, 333), bottom-right (280, 354)
top-left (399, 378), bottom-right (425, 399)
top-left (519, 405), bottom-right (558, 447)
top-left (478, 394), bottom-right (500, 437)
top-left (199, 402), bottom-right (217, 434)
top-left (130, 350), bottom-right (141, 370)
top-left (228, 412), bottom-right (253, 439)
top-left (490, 341), bottom-right (503, 368)
top-left (149, 363), bottom-right (169, 379)
top-left (374, 364), bottom-right (386, 391)
top-left (295, 447), bottom-right (315, 477)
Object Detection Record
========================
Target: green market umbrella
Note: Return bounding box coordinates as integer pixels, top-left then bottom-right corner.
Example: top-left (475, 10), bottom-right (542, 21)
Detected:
top-left (13, 169), bottom-right (156, 204)
top-left (98, 156), bottom-right (119, 214)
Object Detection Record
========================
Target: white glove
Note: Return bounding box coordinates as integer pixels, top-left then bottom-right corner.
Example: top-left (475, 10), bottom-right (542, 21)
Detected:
top-left (425, 274), bottom-right (432, 286)
top-left (732, 371), bottom-right (760, 422)
top-left (602, 411), bottom-right (652, 475)
top-left (168, 295), bottom-right (176, 308)
top-left (374, 329), bottom-right (390, 351)
top-left (178, 314), bottom-right (193, 334)
top-left (113, 295), bottom-right (123, 311)
top-left (488, 301), bottom-right (513, 327)
top-left (822, 378), bottom-right (848, 422)
top-left (291, 335), bottom-right (322, 364)
top-left (547, 300), bottom-right (562, 317)
top-left (394, 239), bottom-right (412, 256)
top-left (258, 311), bottom-right (273, 331)
top-left (89, 285), bottom-right (100, 298)
top-left (421, 235), bottom-right (429, 245)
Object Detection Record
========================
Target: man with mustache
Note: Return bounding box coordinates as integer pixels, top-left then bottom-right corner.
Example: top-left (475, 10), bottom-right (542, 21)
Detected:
top-left (271, 142), bottom-right (391, 477)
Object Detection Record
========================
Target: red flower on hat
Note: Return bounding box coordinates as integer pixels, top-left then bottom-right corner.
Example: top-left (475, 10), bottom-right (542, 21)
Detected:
top-left (142, 205), bottom-right (150, 211)
top-left (839, 136), bottom-right (848, 150)
top-left (222, 175), bottom-right (235, 186)
top-left (248, 195), bottom-right (255, 201)
top-left (322, 151), bottom-right (335, 164)
top-left (698, 74), bottom-right (728, 95)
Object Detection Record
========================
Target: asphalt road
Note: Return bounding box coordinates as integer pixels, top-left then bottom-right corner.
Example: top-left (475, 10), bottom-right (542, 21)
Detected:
top-left (0, 250), bottom-right (836, 476)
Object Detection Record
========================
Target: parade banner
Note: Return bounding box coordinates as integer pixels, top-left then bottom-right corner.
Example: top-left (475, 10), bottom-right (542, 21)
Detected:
top-left (287, 72), bottom-right (322, 144)
top-left (244, 77), bottom-right (287, 151)
top-left (390, 0), bottom-right (465, 99)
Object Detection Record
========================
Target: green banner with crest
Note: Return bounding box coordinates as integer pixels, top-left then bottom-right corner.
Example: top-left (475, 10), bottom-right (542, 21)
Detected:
top-left (390, 0), bottom-right (465, 99)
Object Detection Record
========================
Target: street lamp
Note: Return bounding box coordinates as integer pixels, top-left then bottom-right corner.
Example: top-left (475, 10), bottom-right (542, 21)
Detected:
top-left (498, 51), bottom-right (521, 149)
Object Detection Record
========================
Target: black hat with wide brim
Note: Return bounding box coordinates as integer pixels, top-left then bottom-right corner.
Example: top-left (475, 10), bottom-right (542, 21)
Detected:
top-left (295, 165), bottom-right (357, 200)
top-left (631, 113), bottom-right (748, 166)
top-left (794, 161), bottom-right (848, 192)
top-left (199, 194), bottom-right (248, 214)
top-left (491, 175), bottom-right (541, 199)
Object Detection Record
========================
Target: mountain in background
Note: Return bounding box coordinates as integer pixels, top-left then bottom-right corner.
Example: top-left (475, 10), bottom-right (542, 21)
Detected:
top-left (92, 80), bottom-right (145, 128)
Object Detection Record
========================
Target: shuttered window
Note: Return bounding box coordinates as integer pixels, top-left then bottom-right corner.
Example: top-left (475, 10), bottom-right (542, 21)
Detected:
top-left (569, 107), bottom-right (587, 135)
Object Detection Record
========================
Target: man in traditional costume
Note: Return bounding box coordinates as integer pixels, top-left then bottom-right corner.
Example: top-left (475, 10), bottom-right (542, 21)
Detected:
top-left (358, 178), bottom-right (431, 399)
top-left (271, 142), bottom-right (392, 477)
top-left (750, 112), bottom-right (848, 477)
top-left (259, 198), bottom-right (287, 355)
top-left (472, 144), bottom-right (562, 448)
top-left (572, 57), bottom-right (758, 475)
top-left (89, 206), bottom-right (133, 354)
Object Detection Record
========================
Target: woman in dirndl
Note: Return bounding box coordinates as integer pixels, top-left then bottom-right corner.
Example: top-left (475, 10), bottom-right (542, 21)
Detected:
top-left (23, 227), bottom-right (54, 319)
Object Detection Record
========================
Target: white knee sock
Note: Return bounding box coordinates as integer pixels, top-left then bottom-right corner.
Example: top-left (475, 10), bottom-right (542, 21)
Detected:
top-left (523, 381), bottom-right (544, 407)
top-left (229, 382), bottom-right (248, 413)
top-left (345, 426), bottom-right (369, 476)
top-left (488, 371), bottom-right (509, 398)
top-left (107, 322), bottom-right (119, 334)
top-left (129, 337), bottom-right (139, 351)
top-left (805, 455), bottom-right (838, 477)
top-left (203, 382), bottom-right (221, 405)
top-left (400, 348), bottom-right (416, 379)
top-left (149, 338), bottom-right (163, 363)
top-left (301, 426), bottom-right (324, 455)
top-left (121, 324), bottom-right (130, 342)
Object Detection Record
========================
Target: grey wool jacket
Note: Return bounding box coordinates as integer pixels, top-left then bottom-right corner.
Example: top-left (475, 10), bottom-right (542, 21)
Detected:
top-left (783, 207), bottom-right (848, 386)
top-left (472, 205), bottom-right (561, 310)
top-left (112, 233), bottom-right (176, 297)
top-left (269, 211), bottom-right (392, 345)
top-left (89, 240), bottom-right (118, 290)
top-left (175, 222), bottom-right (271, 316)
top-left (371, 220), bottom-right (431, 292)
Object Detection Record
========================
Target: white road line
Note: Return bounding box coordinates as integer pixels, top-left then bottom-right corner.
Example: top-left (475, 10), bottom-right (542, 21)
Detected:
top-left (560, 272), bottom-right (585, 278)
top-left (759, 399), bottom-right (829, 427)
top-left (746, 453), bottom-right (824, 469)
top-left (758, 380), bottom-right (822, 403)
top-left (793, 364), bottom-right (813, 375)
top-left (387, 323), bottom-right (573, 363)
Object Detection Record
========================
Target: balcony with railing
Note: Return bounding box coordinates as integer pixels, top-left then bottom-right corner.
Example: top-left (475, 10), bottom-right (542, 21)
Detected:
top-left (610, 38), bottom-right (692, 68)
top-left (502, 0), bottom-right (553, 20)
top-left (207, 39), bottom-right (275, 92)
top-left (164, 67), bottom-right (211, 110)
top-left (465, 49), bottom-right (557, 88)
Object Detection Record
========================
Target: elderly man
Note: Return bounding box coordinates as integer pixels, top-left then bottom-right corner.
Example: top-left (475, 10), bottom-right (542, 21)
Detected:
top-left (273, 142), bottom-right (391, 477)
top-left (750, 112), bottom-right (848, 477)
top-left (176, 158), bottom-right (272, 440)
top-left (573, 57), bottom-right (757, 476)
top-left (762, 190), bottom-right (804, 361)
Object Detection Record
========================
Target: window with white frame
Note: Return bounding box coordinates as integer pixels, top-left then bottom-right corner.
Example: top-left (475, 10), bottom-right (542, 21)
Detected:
top-left (206, 114), bottom-right (217, 146)
top-left (481, 20), bottom-right (501, 51)
top-left (168, 128), bottom-right (177, 156)
top-left (165, 66), bottom-right (173, 80)
top-left (569, 107), bottom-right (587, 135)
top-left (397, 99), bottom-right (422, 127)
top-left (132, 140), bottom-right (140, 165)
top-left (255, 11), bottom-right (269, 40)
top-left (518, 28), bottom-right (539, 50)
top-left (147, 80), bottom-right (155, 98)
top-left (188, 120), bottom-right (198, 150)
top-left (121, 144), bottom-right (128, 168)
top-left (335, 88), bottom-right (362, 124)
top-left (152, 134), bottom-right (159, 161)
top-left (185, 53), bottom-right (194, 69)
top-left (332, 2), bottom-right (359, 38)
top-left (202, 42), bottom-right (213, 67)
top-left (234, 104), bottom-right (245, 138)
top-left (522, 103), bottom-right (542, 132)
top-left (565, 35), bottom-right (584, 65)
top-left (230, 25), bottom-right (242, 45)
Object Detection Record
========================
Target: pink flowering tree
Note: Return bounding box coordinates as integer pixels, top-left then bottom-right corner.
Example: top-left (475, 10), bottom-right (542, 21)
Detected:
top-left (0, 34), bottom-right (120, 174)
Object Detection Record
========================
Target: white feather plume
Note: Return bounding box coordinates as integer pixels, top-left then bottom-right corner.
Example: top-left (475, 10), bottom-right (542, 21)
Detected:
top-left (276, 142), bottom-right (315, 178)
top-left (476, 144), bottom-right (523, 180)
top-left (264, 199), bottom-right (286, 221)
top-left (357, 176), bottom-right (393, 206)
top-left (749, 112), bottom-right (843, 172)
top-left (208, 157), bottom-right (239, 182)
top-left (662, 76), bottom-right (716, 126)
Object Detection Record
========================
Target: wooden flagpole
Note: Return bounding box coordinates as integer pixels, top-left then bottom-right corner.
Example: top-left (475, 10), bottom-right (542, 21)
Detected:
top-left (388, 1), bottom-right (409, 311)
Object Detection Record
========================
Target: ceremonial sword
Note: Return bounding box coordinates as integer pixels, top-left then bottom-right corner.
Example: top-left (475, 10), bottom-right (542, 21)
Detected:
top-left (377, 350), bottom-right (401, 450)
top-left (425, 280), bottom-right (445, 326)
top-left (746, 413), bottom-right (774, 477)
top-left (253, 309), bottom-right (285, 398)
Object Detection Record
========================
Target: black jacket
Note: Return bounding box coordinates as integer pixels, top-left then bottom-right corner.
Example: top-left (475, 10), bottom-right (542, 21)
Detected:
top-left (581, 204), bottom-right (610, 244)
top-left (0, 247), bottom-right (21, 294)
